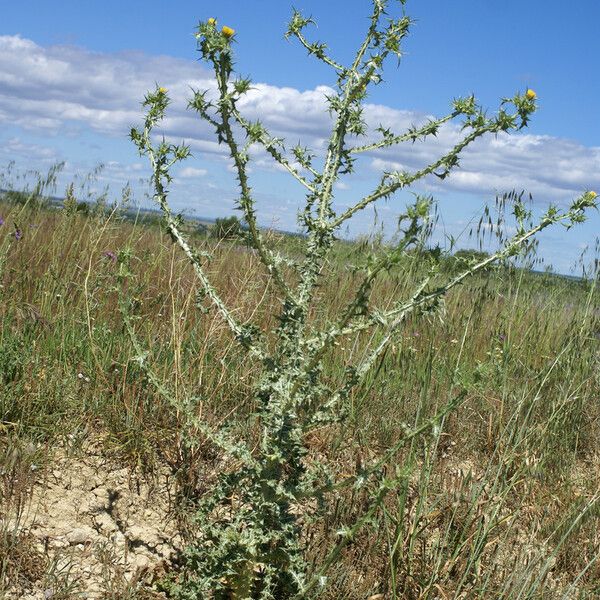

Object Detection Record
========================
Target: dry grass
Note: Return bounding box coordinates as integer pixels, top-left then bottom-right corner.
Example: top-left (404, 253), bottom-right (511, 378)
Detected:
top-left (1, 197), bottom-right (599, 598)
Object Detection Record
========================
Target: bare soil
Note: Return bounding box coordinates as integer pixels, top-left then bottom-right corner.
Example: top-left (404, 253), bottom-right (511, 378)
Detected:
top-left (2, 440), bottom-right (182, 599)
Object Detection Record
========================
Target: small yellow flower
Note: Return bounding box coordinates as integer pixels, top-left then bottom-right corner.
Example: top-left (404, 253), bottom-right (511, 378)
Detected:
top-left (222, 26), bottom-right (235, 38)
top-left (158, 87), bottom-right (167, 94)
top-left (207, 18), bottom-right (216, 26)
top-left (589, 191), bottom-right (598, 199)
top-left (525, 89), bottom-right (537, 100)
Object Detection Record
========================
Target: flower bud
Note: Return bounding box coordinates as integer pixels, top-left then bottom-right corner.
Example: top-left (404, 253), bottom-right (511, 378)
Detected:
top-left (207, 18), bottom-right (216, 26)
top-left (158, 87), bottom-right (167, 94)
top-left (222, 26), bottom-right (235, 38)
top-left (525, 89), bottom-right (536, 100)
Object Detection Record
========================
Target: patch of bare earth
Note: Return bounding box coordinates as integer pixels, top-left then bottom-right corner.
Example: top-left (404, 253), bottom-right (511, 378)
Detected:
top-left (1, 440), bottom-right (183, 599)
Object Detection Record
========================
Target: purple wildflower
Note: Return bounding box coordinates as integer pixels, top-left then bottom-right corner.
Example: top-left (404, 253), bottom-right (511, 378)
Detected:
top-left (14, 228), bottom-right (22, 241)
top-left (103, 251), bottom-right (117, 262)
top-left (0, 216), bottom-right (4, 226)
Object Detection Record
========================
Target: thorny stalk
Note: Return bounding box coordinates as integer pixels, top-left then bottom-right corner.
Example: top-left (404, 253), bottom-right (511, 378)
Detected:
top-left (130, 2), bottom-right (598, 597)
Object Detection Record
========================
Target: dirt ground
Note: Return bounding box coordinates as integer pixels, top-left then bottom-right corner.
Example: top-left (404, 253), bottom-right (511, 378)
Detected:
top-left (1, 440), bottom-right (183, 599)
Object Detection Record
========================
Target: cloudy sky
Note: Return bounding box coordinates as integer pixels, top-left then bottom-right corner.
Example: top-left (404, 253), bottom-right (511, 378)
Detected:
top-left (1, 0), bottom-right (599, 274)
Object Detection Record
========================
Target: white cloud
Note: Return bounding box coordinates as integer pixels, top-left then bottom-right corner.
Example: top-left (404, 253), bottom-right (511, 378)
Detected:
top-left (361, 106), bottom-right (600, 201)
top-left (238, 83), bottom-right (334, 139)
top-left (0, 137), bottom-right (58, 161)
top-left (179, 167), bottom-right (208, 178)
top-left (0, 34), bottom-right (213, 136)
top-left (0, 34), bottom-right (599, 207)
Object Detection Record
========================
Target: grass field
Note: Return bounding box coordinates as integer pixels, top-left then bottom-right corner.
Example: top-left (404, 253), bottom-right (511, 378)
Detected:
top-left (1, 190), bottom-right (599, 598)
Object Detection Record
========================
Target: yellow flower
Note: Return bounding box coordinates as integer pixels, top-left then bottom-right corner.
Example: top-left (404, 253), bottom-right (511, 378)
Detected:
top-left (525, 89), bottom-right (537, 100)
top-left (589, 191), bottom-right (598, 199)
top-left (158, 87), bottom-right (167, 94)
top-left (207, 18), bottom-right (216, 26)
top-left (222, 26), bottom-right (235, 38)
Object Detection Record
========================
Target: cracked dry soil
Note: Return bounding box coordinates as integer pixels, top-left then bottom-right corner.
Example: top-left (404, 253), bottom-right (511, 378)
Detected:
top-left (3, 442), bottom-right (184, 599)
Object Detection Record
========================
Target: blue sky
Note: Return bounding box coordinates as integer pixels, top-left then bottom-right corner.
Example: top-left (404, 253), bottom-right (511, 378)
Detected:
top-left (1, 0), bottom-right (599, 274)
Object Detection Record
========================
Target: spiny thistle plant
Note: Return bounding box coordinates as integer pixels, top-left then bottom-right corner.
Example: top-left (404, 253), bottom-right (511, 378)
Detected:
top-left (130, 2), bottom-right (598, 598)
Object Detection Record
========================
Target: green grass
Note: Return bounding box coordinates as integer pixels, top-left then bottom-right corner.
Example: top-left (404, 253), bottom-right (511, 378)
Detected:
top-left (1, 195), bottom-right (599, 598)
